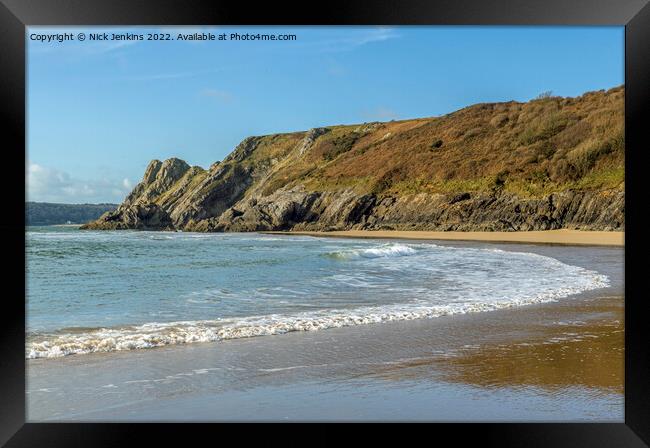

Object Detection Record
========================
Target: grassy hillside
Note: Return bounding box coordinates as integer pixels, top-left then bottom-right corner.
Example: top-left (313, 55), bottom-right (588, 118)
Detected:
top-left (248, 86), bottom-right (623, 200)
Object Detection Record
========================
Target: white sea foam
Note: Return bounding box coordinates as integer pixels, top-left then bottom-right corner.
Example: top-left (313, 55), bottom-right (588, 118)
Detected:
top-left (27, 264), bottom-right (609, 359)
top-left (329, 244), bottom-right (417, 259)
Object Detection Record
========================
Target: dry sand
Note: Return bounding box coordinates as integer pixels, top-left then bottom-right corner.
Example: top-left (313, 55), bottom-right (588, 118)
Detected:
top-left (267, 229), bottom-right (624, 247)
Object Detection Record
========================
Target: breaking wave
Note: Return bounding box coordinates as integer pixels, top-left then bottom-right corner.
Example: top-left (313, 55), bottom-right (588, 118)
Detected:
top-left (327, 244), bottom-right (417, 260)
top-left (27, 267), bottom-right (608, 359)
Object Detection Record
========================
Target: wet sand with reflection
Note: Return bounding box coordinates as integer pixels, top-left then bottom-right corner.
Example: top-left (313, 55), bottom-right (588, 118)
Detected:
top-left (372, 296), bottom-right (623, 395)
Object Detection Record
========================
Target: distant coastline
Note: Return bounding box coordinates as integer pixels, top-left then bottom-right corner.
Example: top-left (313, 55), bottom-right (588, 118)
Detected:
top-left (26, 202), bottom-right (118, 226)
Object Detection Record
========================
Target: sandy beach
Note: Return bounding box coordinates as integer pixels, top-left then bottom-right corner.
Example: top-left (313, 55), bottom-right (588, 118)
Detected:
top-left (27, 240), bottom-right (624, 421)
top-left (266, 229), bottom-right (624, 247)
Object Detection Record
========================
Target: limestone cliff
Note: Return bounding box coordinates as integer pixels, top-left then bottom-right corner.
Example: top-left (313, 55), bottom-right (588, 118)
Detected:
top-left (82, 86), bottom-right (624, 232)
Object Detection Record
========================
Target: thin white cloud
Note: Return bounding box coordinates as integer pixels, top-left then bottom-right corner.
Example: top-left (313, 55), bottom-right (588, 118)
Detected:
top-left (90, 39), bottom-right (139, 55)
top-left (299, 27), bottom-right (401, 53)
top-left (27, 163), bottom-right (131, 204)
top-left (347, 27), bottom-right (400, 46)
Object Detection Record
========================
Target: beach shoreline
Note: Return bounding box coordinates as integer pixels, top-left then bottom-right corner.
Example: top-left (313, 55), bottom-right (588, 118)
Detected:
top-left (264, 229), bottom-right (624, 247)
top-left (27, 292), bottom-right (624, 422)
top-left (26, 240), bottom-right (624, 421)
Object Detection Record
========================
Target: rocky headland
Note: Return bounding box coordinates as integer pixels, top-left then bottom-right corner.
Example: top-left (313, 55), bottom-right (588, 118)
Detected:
top-left (82, 87), bottom-right (624, 232)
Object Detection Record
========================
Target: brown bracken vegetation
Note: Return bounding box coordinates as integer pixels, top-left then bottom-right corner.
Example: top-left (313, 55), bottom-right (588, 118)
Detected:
top-left (245, 85), bottom-right (623, 200)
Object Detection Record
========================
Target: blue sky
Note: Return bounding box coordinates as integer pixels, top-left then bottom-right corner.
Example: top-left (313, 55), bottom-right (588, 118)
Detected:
top-left (27, 26), bottom-right (624, 203)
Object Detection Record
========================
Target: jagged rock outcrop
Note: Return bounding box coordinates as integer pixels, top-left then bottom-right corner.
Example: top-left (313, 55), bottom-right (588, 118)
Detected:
top-left (82, 86), bottom-right (625, 233)
top-left (194, 187), bottom-right (377, 232)
top-left (81, 158), bottom-right (190, 230)
top-left (297, 128), bottom-right (330, 155)
top-left (81, 203), bottom-right (174, 230)
top-left (123, 158), bottom-right (191, 207)
top-left (199, 187), bottom-right (623, 232)
top-left (170, 162), bottom-right (253, 226)
top-left (364, 189), bottom-right (624, 231)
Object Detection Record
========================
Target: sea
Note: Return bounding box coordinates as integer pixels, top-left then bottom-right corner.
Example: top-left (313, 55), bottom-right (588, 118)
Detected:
top-left (26, 226), bottom-right (610, 360)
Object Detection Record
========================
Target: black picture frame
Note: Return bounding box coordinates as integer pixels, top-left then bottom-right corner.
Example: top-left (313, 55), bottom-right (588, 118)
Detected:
top-left (1, 0), bottom-right (648, 445)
